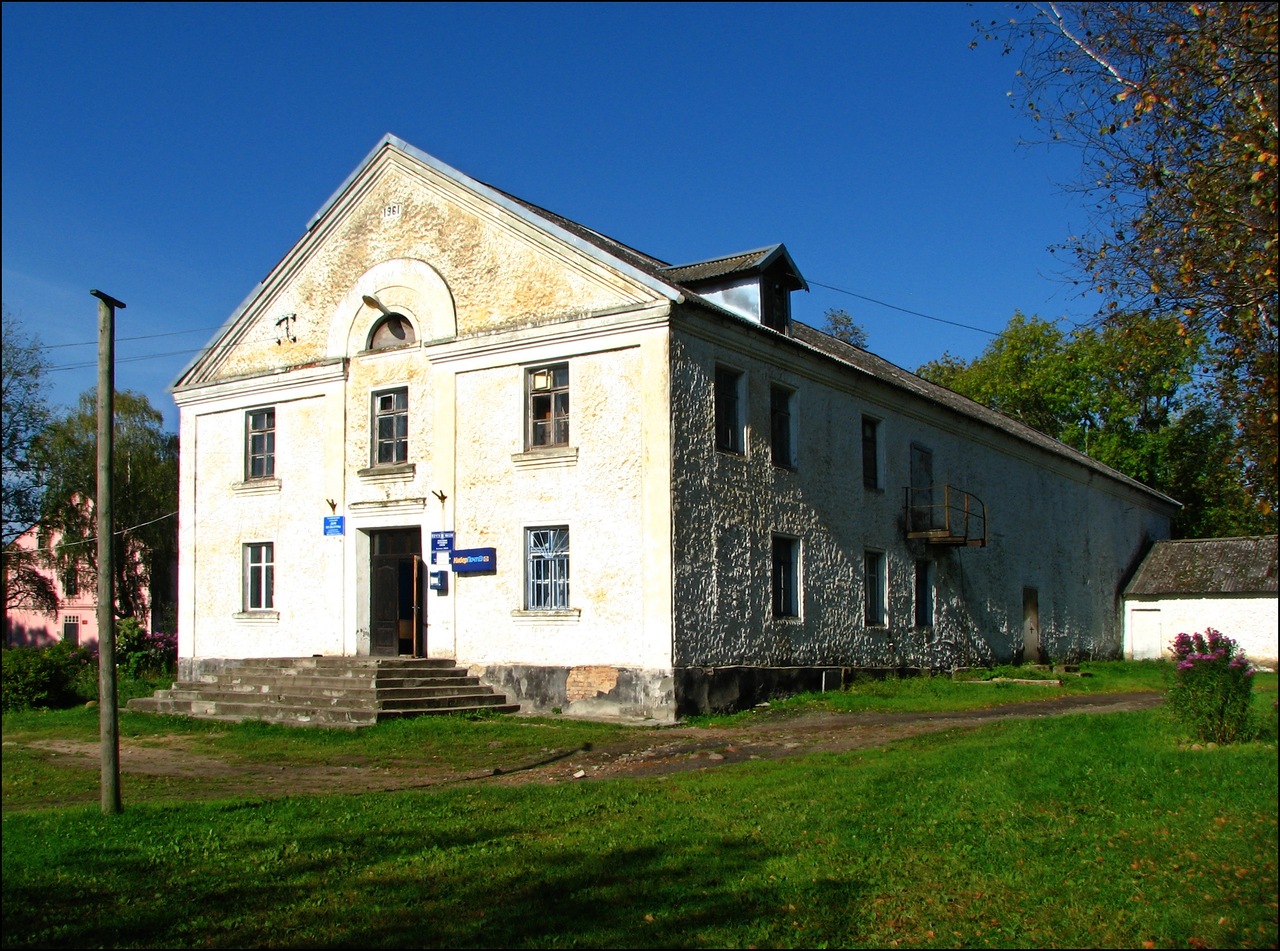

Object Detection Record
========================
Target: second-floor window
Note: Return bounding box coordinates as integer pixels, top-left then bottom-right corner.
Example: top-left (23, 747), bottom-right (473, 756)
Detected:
top-left (527, 364), bottom-right (569, 449)
top-left (62, 563), bottom-right (79, 598)
top-left (715, 365), bottom-right (745, 454)
top-left (246, 408), bottom-right (275, 479)
top-left (862, 415), bottom-right (882, 490)
top-left (374, 388), bottom-right (409, 465)
top-left (770, 384), bottom-right (794, 467)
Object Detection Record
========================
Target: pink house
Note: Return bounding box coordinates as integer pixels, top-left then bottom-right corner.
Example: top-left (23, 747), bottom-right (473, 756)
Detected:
top-left (3, 524), bottom-right (104, 648)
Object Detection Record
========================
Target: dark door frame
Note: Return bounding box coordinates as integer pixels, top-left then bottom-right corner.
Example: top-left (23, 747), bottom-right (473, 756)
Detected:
top-left (368, 528), bottom-right (424, 657)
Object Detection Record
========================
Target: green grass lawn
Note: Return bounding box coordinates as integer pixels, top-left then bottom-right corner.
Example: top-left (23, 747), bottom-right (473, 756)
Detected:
top-left (3, 663), bottom-right (1276, 949)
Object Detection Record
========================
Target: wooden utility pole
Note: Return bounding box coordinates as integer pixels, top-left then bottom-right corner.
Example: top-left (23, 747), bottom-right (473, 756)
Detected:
top-left (91, 288), bottom-right (125, 815)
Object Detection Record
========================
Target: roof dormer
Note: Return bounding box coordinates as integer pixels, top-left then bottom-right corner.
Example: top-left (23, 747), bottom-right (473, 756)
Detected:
top-left (661, 244), bottom-right (808, 333)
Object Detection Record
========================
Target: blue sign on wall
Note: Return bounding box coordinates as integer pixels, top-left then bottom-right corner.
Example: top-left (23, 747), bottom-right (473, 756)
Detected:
top-left (323, 516), bottom-right (345, 536)
top-left (430, 531), bottom-right (455, 553)
top-left (451, 547), bottom-right (496, 573)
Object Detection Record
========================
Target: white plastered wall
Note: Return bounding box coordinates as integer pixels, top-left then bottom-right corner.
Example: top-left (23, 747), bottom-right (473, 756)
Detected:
top-left (1124, 594), bottom-right (1279, 667)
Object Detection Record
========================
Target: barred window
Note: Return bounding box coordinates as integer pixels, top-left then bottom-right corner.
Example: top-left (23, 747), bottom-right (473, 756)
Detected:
top-left (525, 526), bottom-right (570, 610)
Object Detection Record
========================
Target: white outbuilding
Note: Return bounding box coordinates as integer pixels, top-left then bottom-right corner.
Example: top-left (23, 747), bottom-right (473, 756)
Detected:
top-left (1123, 535), bottom-right (1278, 669)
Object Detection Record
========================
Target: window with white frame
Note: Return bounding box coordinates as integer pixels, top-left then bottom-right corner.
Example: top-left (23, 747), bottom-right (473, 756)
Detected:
top-left (373, 388), bottom-right (408, 465)
top-left (246, 407), bottom-right (275, 480)
top-left (771, 534), bottom-right (800, 618)
top-left (715, 365), bottom-right (745, 454)
top-left (244, 542), bottom-right (275, 611)
top-left (525, 527), bottom-right (570, 610)
top-left (770, 384), bottom-right (795, 467)
top-left (527, 364), bottom-right (570, 449)
top-left (914, 559), bottom-right (934, 628)
top-left (865, 549), bottom-right (887, 626)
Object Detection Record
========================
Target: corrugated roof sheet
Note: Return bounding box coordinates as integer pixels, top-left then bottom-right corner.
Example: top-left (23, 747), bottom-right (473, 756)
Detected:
top-left (661, 248), bottom-right (778, 283)
top-left (661, 245), bottom-right (808, 290)
top-left (790, 322), bottom-right (1177, 505)
top-left (1124, 535), bottom-right (1278, 596)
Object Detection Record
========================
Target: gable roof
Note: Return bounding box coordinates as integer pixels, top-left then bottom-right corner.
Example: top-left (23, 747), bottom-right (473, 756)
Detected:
top-left (1124, 535), bottom-right (1279, 597)
top-left (173, 134), bottom-right (693, 390)
top-left (174, 134), bottom-right (1178, 510)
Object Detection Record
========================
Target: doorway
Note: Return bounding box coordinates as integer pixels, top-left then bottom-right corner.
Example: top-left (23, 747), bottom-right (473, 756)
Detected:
top-left (368, 528), bottom-right (423, 657)
top-left (1022, 587), bottom-right (1042, 664)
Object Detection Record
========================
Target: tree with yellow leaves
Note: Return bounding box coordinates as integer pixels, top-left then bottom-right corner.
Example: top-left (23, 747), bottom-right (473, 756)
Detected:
top-left (978, 2), bottom-right (1277, 514)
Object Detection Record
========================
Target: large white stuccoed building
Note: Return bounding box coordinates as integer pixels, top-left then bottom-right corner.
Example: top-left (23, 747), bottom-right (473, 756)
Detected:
top-left (172, 134), bottom-right (1177, 719)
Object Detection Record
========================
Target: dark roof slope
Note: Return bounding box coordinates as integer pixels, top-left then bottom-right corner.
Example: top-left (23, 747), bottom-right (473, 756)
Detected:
top-left (1124, 535), bottom-right (1279, 596)
top-left (791, 322), bottom-right (1177, 506)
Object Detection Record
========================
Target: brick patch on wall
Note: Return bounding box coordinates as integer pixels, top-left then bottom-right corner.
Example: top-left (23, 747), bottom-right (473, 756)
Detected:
top-left (566, 665), bottom-right (619, 702)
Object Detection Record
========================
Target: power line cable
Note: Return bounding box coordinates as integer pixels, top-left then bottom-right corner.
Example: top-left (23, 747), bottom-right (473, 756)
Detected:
top-left (809, 280), bottom-right (1001, 337)
top-left (39, 326), bottom-right (224, 350)
top-left (35, 278), bottom-right (1005, 374)
top-left (16, 510), bottom-right (178, 556)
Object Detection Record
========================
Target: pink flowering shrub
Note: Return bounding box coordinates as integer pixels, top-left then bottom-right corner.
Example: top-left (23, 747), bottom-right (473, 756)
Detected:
top-left (1167, 628), bottom-right (1257, 743)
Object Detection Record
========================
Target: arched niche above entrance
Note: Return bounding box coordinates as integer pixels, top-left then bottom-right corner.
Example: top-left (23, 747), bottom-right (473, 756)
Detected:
top-left (331, 258), bottom-right (458, 358)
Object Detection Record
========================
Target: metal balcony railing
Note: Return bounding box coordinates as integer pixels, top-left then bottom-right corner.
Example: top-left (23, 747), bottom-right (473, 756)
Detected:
top-left (904, 484), bottom-right (987, 547)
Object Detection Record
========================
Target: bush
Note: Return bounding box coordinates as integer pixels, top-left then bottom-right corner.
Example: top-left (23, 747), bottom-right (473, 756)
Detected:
top-left (115, 618), bottom-right (176, 680)
top-left (1, 642), bottom-right (97, 712)
top-left (1166, 628), bottom-right (1257, 744)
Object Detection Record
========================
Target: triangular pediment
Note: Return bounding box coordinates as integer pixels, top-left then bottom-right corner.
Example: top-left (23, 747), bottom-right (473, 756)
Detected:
top-left (177, 135), bottom-right (682, 390)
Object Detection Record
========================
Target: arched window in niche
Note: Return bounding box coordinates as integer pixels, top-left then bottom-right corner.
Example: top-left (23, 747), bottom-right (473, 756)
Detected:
top-left (368, 314), bottom-right (416, 350)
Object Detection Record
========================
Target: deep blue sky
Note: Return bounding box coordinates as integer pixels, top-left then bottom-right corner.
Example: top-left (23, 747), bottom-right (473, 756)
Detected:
top-left (2, 2), bottom-right (1099, 431)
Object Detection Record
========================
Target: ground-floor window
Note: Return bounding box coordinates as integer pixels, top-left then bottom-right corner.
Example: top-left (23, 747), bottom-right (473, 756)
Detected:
top-left (865, 550), bottom-right (887, 626)
top-left (771, 534), bottom-right (800, 618)
top-left (244, 542), bottom-right (275, 611)
top-left (526, 527), bottom-right (569, 610)
top-left (62, 615), bottom-right (80, 646)
top-left (914, 559), bottom-right (934, 628)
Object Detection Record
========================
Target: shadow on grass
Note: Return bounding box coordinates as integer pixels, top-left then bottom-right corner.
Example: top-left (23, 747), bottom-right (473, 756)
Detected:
top-left (3, 789), bottom-right (876, 948)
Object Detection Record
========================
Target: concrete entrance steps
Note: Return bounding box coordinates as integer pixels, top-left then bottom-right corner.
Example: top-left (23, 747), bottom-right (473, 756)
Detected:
top-left (126, 656), bottom-right (520, 728)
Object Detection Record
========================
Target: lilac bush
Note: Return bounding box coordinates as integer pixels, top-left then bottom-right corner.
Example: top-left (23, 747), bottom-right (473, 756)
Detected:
top-left (115, 618), bottom-right (177, 679)
top-left (1167, 628), bottom-right (1257, 743)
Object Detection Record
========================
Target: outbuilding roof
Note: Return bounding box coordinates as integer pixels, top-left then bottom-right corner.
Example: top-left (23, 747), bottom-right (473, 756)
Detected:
top-left (1124, 535), bottom-right (1279, 597)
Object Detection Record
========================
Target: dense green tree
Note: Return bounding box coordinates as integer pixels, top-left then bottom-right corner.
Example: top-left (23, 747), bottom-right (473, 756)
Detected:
top-left (1, 312), bottom-right (56, 619)
top-left (977, 2), bottom-right (1278, 515)
top-left (33, 390), bottom-right (178, 624)
top-left (919, 312), bottom-right (1270, 538)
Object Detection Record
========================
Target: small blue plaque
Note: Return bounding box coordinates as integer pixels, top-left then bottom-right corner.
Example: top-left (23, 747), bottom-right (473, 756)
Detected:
top-left (323, 516), bottom-right (345, 536)
top-left (431, 531), bottom-right (455, 553)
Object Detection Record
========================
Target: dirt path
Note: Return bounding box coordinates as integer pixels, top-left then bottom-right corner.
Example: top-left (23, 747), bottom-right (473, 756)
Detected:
top-left (11, 692), bottom-right (1162, 803)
